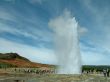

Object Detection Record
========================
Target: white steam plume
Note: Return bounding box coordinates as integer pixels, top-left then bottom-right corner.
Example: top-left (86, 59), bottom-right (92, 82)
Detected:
top-left (49, 10), bottom-right (82, 74)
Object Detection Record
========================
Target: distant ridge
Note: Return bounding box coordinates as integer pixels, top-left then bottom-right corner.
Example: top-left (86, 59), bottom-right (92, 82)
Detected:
top-left (0, 53), bottom-right (54, 68)
top-left (0, 53), bottom-right (29, 61)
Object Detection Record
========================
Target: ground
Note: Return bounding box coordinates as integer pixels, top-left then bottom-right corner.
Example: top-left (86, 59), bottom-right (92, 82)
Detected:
top-left (0, 72), bottom-right (110, 82)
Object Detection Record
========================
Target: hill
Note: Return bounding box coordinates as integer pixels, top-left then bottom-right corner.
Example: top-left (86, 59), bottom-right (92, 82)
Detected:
top-left (0, 53), bottom-right (53, 68)
top-left (0, 53), bottom-right (29, 61)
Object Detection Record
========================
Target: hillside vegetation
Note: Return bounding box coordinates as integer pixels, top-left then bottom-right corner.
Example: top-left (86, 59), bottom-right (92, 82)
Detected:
top-left (0, 53), bottom-right (53, 68)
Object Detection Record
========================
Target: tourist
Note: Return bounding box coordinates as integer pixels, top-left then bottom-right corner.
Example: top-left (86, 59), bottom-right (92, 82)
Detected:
top-left (103, 69), bottom-right (107, 77)
top-left (107, 68), bottom-right (109, 77)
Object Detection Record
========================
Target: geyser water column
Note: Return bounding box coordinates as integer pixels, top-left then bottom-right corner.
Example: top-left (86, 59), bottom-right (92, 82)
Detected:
top-left (49, 11), bottom-right (81, 74)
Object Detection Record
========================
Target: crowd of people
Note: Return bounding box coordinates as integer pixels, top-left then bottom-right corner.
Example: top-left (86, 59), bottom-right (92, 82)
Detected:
top-left (82, 68), bottom-right (109, 77)
top-left (0, 67), bottom-right (110, 77)
top-left (14, 68), bottom-right (56, 75)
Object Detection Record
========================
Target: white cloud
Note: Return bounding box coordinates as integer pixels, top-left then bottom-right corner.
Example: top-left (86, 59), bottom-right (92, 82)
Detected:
top-left (4, 0), bottom-right (15, 2)
top-left (78, 26), bottom-right (88, 36)
top-left (80, 0), bottom-right (110, 52)
top-left (0, 5), bottom-right (53, 44)
top-left (81, 51), bottom-right (109, 65)
top-left (3, 0), bottom-right (15, 4)
top-left (28, 0), bottom-right (47, 4)
top-left (0, 23), bottom-right (39, 40)
top-left (0, 10), bottom-right (16, 21)
top-left (0, 23), bottom-right (52, 44)
top-left (80, 42), bottom-right (110, 65)
top-left (0, 38), bottom-right (57, 64)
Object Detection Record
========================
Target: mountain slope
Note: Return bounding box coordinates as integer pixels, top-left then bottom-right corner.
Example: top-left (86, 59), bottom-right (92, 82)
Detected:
top-left (0, 53), bottom-right (53, 68)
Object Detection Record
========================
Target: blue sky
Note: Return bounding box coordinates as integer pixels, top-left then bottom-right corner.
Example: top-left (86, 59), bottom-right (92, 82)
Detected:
top-left (0, 0), bottom-right (110, 65)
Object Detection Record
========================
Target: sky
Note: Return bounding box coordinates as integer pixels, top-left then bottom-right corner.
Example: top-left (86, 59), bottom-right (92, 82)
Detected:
top-left (0, 0), bottom-right (110, 65)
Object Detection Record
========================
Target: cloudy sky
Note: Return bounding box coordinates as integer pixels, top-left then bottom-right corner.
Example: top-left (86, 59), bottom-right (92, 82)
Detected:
top-left (0, 0), bottom-right (110, 65)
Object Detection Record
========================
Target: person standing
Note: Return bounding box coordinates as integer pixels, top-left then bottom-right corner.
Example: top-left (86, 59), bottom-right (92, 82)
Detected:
top-left (107, 68), bottom-right (109, 77)
top-left (103, 69), bottom-right (107, 77)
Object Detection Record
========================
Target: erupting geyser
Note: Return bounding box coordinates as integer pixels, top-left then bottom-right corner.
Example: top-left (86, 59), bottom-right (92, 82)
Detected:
top-left (49, 10), bottom-right (81, 74)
